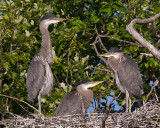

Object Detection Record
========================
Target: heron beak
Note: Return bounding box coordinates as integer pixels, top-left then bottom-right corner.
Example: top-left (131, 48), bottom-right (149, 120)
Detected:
top-left (53, 18), bottom-right (66, 22)
top-left (93, 81), bottom-right (104, 85)
top-left (85, 81), bottom-right (104, 89)
top-left (98, 53), bottom-right (111, 57)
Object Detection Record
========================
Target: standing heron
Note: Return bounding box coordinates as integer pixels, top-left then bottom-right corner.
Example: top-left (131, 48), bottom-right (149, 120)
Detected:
top-left (99, 47), bottom-right (143, 112)
top-left (54, 80), bottom-right (104, 116)
top-left (26, 13), bottom-right (65, 114)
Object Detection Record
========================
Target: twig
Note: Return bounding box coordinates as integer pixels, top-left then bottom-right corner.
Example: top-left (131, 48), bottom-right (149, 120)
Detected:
top-left (10, 43), bottom-right (12, 56)
top-left (145, 78), bottom-right (159, 103)
top-left (88, 65), bottom-right (112, 72)
top-left (66, 46), bottom-right (71, 85)
top-left (153, 90), bottom-right (159, 102)
top-left (152, 21), bottom-right (160, 41)
top-left (17, 102), bottom-right (30, 113)
top-left (0, 94), bottom-right (38, 112)
top-left (90, 26), bottom-right (108, 65)
top-left (91, 40), bottom-right (108, 65)
top-left (140, 53), bottom-right (153, 57)
top-left (98, 34), bottom-right (143, 47)
top-left (108, 92), bottom-right (122, 108)
top-left (102, 92), bottom-right (122, 128)
top-left (94, 25), bottom-right (108, 52)
top-left (54, 74), bottom-right (66, 95)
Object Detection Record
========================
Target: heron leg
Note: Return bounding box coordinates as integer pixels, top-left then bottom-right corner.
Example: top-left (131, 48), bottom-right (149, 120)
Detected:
top-left (129, 96), bottom-right (132, 113)
top-left (126, 90), bottom-right (129, 113)
top-left (38, 92), bottom-right (42, 114)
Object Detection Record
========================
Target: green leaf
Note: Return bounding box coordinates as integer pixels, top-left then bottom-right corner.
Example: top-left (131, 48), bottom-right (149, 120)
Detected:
top-left (60, 82), bottom-right (67, 92)
top-left (3, 62), bottom-right (10, 70)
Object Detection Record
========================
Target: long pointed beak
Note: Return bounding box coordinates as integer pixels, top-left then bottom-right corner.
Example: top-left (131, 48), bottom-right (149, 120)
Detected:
top-left (85, 81), bottom-right (104, 89)
top-left (53, 18), bottom-right (66, 22)
top-left (93, 81), bottom-right (104, 85)
top-left (98, 53), bottom-right (111, 57)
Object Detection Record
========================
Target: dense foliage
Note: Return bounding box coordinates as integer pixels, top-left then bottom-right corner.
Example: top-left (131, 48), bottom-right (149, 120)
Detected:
top-left (0, 0), bottom-right (160, 117)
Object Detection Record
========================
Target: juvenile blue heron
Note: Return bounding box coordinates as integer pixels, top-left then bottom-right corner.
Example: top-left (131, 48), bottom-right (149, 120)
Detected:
top-left (26, 13), bottom-right (65, 114)
top-left (54, 80), bottom-right (104, 116)
top-left (99, 47), bottom-right (143, 112)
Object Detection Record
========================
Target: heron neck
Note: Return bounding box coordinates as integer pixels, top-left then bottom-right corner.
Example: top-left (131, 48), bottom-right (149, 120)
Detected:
top-left (77, 86), bottom-right (93, 97)
top-left (108, 57), bottom-right (119, 72)
top-left (39, 24), bottom-right (53, 64)
top-left (77, 88), bottom-right (93, 109)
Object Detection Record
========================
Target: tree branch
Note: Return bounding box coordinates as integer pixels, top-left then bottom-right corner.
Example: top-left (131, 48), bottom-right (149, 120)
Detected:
top-left (102, 92), bottom-right (122, 128)
top-left (98, 34), bottom-right (143, 47)
top-left (145, 78), bottom-right (160, 103)
top-left (140, 53), bottom-right (153, 57)
top-left (0, 94), bottom-right (38, 113)
top-left (90, 25), bottom-right (108, 65)
top-left (54, 74), bottom-right (66, 95)
top-left (88, 65), bottom-right (112, 73)
top-left (126, 12), bottom-right (160, 61)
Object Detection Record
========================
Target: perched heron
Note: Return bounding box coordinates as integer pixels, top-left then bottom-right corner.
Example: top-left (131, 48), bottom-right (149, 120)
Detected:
top-left (54, 80), bottom-right (104, 116)
top-left (26, 13), bottom-right (65, 114)
top-left (99, 47), bottom-right (143, 112)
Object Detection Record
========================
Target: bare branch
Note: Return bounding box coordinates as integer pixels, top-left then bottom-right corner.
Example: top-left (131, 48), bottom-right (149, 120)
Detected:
top-left (66, 47), bottom-right (71, 85)
top-left (90, 26), bottom-right (108, 65)
top-left (140, 53), bottom-right (153, 57)
top-left (102, 92), bottom-right (122, 128)
top-left (94, 25), bottom-right (108, 52)
top-left (152, 21), bottom-right (157, 39)
top-left (108, 92), bottom-right (122, 108)
top-left (91, 25), bottom-right (108, 52)
top-left (90, 38), bottom-right (108, 65)
top-left (88, 65), bottom-right (112, 73)
top-left (90, 24), bottom-right (143, 69)
top-left (99, 34), bottom-right (143, 47)
top-left (0, 94), bottom-right (38, 112)
top-left (145, 78), bottom-right (160, 103)
top-left (126, 12), bottom-right (160, 61)
top-left (54, 74), bottom-right (66, 95)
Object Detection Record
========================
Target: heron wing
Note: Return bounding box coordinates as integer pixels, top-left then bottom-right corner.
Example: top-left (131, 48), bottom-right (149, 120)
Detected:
top-left (54, 91), bottom-right (83, 116)
top-left (117, 55), bottom-right (143, 97)
top-left (26, 55), bottom-right (45, 102)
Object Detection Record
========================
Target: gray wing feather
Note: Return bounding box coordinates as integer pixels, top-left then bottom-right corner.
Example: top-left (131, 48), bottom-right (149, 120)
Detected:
top-left (26, 55), bottom-right (45, 102)
top-left (55, 91), bottom-right (83, 116)
top-left (118, 55), bottom-right (143, 97)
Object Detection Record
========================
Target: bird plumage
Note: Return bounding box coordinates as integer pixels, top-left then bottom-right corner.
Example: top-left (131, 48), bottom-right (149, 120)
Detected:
top-left (54, 91), bottom-right (86, 116)
top-left (54, 80), bottom-right (103, 116)
top-left (99, 47), bottom-right (143, 112)
top-left (117, 55), bottom-right (143, 97)
top-left (26, 13), bottom-right (65, 114)
top-left (26, 54), bottom-right (54, 103)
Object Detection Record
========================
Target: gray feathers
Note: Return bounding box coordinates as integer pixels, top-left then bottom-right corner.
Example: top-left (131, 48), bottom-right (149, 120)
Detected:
top-left (26, 54), bottom-right (54, 103)
top-left (54, 91), bottom-right (83, 116)
top-left (55, 80), bottom-right (94, 116)
top-left (26, 13), bottom-right (65, 114)
top-left (100, 47), bottom-right (143, 112)
top-left (107, 49), bottom-right (143, 98)
top-left (41, 13), bottom-right (56, 21)
top-left (26, 55), bottom-right (46, 102)
top-left (117, 55), bottom-right (143, 97)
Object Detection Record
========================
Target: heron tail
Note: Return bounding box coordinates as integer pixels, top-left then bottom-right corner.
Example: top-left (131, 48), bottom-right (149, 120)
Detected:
top-left (137, 97), bottom-right (143, 108)
top-left (134, 96), bottom-right (143, 108)
top-left (131, 96), bottom-right (143, 112)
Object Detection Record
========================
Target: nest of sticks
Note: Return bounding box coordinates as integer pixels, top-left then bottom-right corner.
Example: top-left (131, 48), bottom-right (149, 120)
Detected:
top-left (0, 100), bottom-right (160, 128)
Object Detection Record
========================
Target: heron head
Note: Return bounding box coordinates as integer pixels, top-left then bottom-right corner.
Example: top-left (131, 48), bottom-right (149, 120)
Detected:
top-left (77, 80), bottom-right (104, 91)
top-left (40, 13), bottom-right (66, 28)
top-left (98, 47), bottom-right (123, 59)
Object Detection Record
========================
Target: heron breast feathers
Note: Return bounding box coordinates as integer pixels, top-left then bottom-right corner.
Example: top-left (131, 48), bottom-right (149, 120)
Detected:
top-left (41, 63), bottom-right (54, 95)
